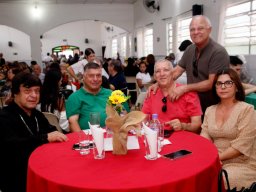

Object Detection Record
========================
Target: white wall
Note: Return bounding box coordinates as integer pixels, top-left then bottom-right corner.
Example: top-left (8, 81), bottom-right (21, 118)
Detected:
top-left (0, 3), bottom-right (134, 63)
top-left (0, 25), bottom-right (31, 62)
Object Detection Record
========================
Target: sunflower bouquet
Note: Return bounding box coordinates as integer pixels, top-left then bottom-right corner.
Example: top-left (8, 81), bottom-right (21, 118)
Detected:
top-left (107, 90), bottom-right (130, 115)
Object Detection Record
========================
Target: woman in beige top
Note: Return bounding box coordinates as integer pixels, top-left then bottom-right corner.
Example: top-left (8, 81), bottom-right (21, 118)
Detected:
top-left (201, 68), bottom-right (256, 190)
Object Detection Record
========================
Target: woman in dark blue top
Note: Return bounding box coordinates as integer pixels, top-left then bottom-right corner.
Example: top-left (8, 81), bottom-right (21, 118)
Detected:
top-left (108, 59), bottom-right (127, 95)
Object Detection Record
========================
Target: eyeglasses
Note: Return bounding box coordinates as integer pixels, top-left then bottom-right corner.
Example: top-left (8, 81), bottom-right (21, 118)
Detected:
top-left (215, 80), bottom-right (234, 88)
top-left (162, 97), bottom-right (167, 112)
top-left (192, 58), bottom-right (198, 77)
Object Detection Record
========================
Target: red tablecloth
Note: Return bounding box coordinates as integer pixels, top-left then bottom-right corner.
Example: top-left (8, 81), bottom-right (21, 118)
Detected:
top-left (27, 131), bottom-right (221, 192)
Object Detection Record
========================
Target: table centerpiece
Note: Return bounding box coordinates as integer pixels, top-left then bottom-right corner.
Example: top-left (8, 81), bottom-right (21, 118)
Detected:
top-left (105, 90), bottom-right (146, 155)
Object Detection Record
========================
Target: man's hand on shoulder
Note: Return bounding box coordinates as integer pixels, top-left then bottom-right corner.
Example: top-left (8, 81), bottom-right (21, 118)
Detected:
top-left (146, 82), bottom-right (159, 98)
top-left (47, 131), bottom-right (68, 142)
top-left (169, 85), bottom-right (187, 102)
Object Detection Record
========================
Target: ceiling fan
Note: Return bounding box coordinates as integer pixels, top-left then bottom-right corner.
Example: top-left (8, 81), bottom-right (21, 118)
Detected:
top-left (143, 0), bottom-right (160, 13)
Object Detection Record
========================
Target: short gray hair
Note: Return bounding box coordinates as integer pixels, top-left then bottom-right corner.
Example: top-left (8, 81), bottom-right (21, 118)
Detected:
top-left (154, 59), bottom-right (173, 72)
top-left (191, 15), bottom-right (212, 28)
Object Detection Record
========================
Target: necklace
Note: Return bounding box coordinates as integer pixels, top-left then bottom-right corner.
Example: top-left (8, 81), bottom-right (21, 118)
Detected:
top-left (19, 114), bottom-right (39, 135)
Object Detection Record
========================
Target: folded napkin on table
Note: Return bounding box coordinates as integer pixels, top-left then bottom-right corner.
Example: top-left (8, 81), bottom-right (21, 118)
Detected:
top-left (142, 122), bottom-right (158, 159)
top-left (89, 122), bottom-right (105, 154)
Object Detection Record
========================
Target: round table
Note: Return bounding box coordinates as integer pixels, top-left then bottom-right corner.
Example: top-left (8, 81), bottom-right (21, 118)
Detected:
top-left (27, 131), bottom-right (221, 192)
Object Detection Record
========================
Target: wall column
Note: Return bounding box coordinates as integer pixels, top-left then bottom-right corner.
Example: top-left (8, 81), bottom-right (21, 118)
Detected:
top-left (30, 33), bottom-right (42, 65)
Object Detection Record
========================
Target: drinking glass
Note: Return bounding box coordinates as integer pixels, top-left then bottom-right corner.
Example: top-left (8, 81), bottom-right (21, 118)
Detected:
top-left (93, 142), bottom-right (105, 159)
top-left (92, 133), bottom-right (105, 159)
top-left (89, 112), bottom-right (100, 127)
top-left (144, 128), bottom-right (158, 160)
top-left (79, 130), bottom-right (90, 155)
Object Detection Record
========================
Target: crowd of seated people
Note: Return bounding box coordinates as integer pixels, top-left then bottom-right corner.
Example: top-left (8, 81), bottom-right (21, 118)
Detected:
top-left (0, 49), bottom-right (192, 130)
top-left (1, 39), bottom-right (256, 192)
top-left (0, 61), bottom-right (29, 105)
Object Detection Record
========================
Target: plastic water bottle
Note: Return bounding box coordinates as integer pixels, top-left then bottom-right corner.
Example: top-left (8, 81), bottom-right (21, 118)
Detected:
top-left (149, 114), bottom-right (163, 152)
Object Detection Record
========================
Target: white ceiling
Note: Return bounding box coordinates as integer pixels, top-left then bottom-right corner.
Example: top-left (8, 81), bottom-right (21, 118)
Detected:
top-left (0, 0), bottom-right (137, 4)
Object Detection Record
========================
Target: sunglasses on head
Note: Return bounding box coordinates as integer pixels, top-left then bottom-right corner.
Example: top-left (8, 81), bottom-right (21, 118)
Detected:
top-left (162, 97), bottom-right (167, 112)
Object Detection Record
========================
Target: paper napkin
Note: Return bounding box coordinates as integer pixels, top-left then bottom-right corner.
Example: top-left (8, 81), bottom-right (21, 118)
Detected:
top-left (89, 122), bottom-right (105, 154)
top-left (143, 122), bottom-right (158, 159)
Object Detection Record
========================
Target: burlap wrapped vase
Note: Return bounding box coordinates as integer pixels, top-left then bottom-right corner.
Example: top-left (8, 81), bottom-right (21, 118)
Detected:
top-left (105, 105), bottom-right (146, 155)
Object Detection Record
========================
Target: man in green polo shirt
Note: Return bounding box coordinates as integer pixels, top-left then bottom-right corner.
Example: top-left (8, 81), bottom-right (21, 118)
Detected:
top-left (66, 62), bottom-right (112, 131)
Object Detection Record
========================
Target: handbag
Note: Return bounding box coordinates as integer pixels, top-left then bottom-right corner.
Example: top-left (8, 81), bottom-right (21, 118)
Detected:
top-left (218, 169), bottom-right (231, 192)
top-left (218, 169), bottom-right (256, 192)
top-left (247, 182), bottom-right (256, 192)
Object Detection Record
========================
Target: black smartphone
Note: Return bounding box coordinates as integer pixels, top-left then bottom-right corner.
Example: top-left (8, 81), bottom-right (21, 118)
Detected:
top-left (163, 149), bottom-right (192, 160)
top-left (72, 143), bottom-right (80, 150)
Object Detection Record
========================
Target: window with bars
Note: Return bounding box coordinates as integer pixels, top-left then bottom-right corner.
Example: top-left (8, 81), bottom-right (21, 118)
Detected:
top-left (128, 34), bottom-right (132, 57)
top-left (144, 27), bottom-right (153, 56)
top-left (224, 0), bottom-right (256, 54)
top-left (166, 14), bottom-right (192, 55)
top-left (112, 38), bottom-right (118, 58)
top-left (167, 22), bottom-right (173, 54)
top-left (176, 16), bottom-right (192, 52)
